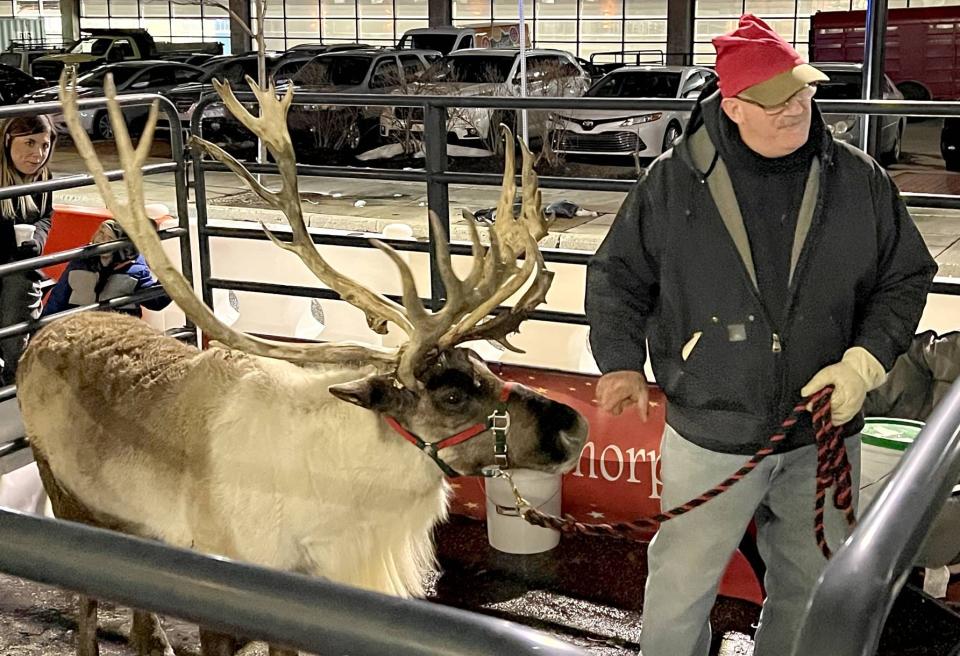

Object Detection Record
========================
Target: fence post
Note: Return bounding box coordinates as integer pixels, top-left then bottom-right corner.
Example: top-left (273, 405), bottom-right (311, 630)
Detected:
top-left (423, 101), bottom-right (449, 311)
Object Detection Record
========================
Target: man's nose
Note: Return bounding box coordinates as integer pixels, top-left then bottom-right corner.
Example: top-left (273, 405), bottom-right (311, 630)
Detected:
top-left (782, 97), bottom-right (807, 117)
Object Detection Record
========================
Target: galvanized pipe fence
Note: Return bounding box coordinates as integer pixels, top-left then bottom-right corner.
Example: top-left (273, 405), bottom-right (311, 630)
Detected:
top-left (0, 507), bottom-right (588, 655)
top-left (190, 93), bottom-right (960, 312)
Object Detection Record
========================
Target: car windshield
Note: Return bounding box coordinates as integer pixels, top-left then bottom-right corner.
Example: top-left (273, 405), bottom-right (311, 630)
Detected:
top-left (76, 66), bottom-right (141, 88)
top-left (293, 55), bottom-right (372, 86)
top-left (815, 72), bottom-right (863, 100)
top-left (69, 37), bottom-right (113, 56)
top-left (588, 71), bottom-right (681, 98)
top-left (201, 58), bottom-right (261, 83)
top-left (442, 56), bottom-right (514, 83)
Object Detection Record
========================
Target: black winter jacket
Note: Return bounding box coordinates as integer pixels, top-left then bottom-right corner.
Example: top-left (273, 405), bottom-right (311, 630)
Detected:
top-left (586, 86), bottom-right (938, 454)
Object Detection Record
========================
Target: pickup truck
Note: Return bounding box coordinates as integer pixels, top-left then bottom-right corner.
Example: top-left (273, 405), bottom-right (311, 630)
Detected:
top-left (31, 28), bottom-right (222, 83)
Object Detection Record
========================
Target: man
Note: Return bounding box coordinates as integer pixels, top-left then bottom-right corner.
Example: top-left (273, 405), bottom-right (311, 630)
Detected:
top-left (585, 14), bottom-right (938, 656)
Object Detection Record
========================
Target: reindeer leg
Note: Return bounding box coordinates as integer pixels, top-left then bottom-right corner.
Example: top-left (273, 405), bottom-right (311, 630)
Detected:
top-left (200, 627), bottom-right (241, 656)
top-left (77, 595), bottom-right (99, 656)
top-left (130, 610), bottom-right (175, 656)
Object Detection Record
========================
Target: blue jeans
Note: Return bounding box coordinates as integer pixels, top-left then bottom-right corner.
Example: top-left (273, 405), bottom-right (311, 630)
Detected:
top-left (640, 424), bottom-right (860, 656)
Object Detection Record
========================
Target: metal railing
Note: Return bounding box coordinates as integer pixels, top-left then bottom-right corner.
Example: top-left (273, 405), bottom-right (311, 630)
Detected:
top-left (0, 95), bottom-right (192, 395)
top-left (792, 377), bottom-right (960, 656)
top-left (0, 508), bottom-right (588, 655)
top-left (190, 92), bottom-right (960, 313)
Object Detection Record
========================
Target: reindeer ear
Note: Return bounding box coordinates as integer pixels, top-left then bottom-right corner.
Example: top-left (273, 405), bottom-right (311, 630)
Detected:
top-left (328, 374), bottom-right (405, 411)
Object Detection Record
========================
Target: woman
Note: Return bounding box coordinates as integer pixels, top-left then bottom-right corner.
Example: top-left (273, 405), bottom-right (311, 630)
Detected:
top-left (0, 114), bottom-right (56, 385)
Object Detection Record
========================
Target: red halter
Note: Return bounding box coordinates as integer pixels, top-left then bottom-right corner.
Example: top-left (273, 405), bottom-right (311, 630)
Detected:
top-left (385, 382), bottom-right (516, 477)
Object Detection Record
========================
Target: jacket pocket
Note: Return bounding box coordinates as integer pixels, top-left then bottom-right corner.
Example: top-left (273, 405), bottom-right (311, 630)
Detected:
top-left (672, 320), bottom-right (776, 414)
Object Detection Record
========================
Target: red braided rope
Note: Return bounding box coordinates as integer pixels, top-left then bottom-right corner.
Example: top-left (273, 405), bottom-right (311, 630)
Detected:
top-left (523, 386), bottom-right (856, 557)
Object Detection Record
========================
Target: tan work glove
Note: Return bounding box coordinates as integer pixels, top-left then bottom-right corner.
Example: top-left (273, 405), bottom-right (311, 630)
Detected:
top-left (800, 347), bottom-right (887, 425)
top-left (596, 370), bottom-right (650, 421)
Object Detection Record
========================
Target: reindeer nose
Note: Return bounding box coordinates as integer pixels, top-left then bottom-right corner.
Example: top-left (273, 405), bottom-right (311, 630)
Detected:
top-left (560, 412), bottom-right (589, 454)
top-left (546, 402), bottom-right (588, 457)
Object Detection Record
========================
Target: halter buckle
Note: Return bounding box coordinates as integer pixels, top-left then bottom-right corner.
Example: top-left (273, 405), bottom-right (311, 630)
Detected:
top-left (488, 408), bottom-right (510, 435)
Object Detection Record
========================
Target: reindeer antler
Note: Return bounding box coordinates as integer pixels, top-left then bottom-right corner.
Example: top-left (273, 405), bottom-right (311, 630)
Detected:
top-left (58, 70), bottom-right (396, 364)
top-left (373, 125), bottom-right (555, 387)
top-left (61, 71), bottom-right (553, 389)
top-left (190, 77), bottom-right (413, 336)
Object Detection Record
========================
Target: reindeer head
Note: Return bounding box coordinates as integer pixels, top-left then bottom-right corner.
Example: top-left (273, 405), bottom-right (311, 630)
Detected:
top-left (58, 72), bottom-right (588, 477)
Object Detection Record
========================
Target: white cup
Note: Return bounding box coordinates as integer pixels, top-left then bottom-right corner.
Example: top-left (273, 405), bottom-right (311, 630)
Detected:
top-left (14, 224), bottom-right (36, 247)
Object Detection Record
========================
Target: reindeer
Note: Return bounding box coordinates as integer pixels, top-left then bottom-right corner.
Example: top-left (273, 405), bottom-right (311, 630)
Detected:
top-left (14, 72), bottom-right (589, 656)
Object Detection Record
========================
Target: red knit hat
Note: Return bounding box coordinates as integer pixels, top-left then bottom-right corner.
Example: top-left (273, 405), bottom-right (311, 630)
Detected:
top-left (712, 14), bottom-right (828, 106)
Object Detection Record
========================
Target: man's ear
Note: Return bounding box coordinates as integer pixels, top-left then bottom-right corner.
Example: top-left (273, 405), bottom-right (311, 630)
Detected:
top-left (720, 97), bottom-right (744, 126)
top-left (329, 373), bottom-right (407, 412)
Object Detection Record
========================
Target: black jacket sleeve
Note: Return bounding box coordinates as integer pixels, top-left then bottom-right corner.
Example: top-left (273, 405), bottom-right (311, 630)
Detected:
top-left (30, 190), bottom-right (53, 253)
top-left (585, 177), bottom-right (661, 373)
top-left (853, 165), bottom-right (938, 370)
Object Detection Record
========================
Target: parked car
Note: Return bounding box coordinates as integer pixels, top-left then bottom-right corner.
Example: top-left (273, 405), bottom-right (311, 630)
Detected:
top-left (22, 60), bottom-right (204, 138)
top-left (942, 117), bottom-right (960, 171)
top-left (30, 28), bottom-right (219, 83)
top-left (0, 42), bottom-right (65, 74)
top-left (201, 48), bottom-right (441, 159)
top-left (166, 52), bottom-right (283, 127)
top-left (380, 48), bottom-right (591, 149)
top-left (277, 43), bottom-right (371, 63)
top-left (548, 65), bottom-right (714, 159)
top-left (160, 52), bottom-right (218, 67)
top-left (813, 61), bottom-right (905, 166)
top-left (0, 62), bottom-right (46, 105)
top-left (397, 24), bottom-right (529, 54)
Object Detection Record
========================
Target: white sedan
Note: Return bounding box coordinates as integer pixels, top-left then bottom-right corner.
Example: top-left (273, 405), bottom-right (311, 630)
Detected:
top-left (549, 65), bottom-right (715, 158)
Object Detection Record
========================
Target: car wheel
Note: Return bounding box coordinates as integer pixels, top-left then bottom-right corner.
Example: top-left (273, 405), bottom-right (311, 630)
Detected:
top-left (662, 122), bottom-right (682, 153)
top-left (94, 111), bottom-right (114, 140)
top-left (879, 122), bottom-right (903, 167)
top-left (897, 81), bottom-right (929, 102)
top-left (94, 111), bottom-right (129, 141)
top-left (490, 110), bottom-right (517, 154)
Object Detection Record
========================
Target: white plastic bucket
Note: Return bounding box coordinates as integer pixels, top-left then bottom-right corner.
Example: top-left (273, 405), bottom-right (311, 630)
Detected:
top-left (860, 418), bottom-right (925, 510)
top-left (485, 469), bottom-right (562, 554)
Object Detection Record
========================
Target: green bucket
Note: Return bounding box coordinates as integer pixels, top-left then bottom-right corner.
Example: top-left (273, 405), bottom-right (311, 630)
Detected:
top-left (860, 418), bottom-right (926, 509)
top-left (861, 417), bottom-right (925, 451)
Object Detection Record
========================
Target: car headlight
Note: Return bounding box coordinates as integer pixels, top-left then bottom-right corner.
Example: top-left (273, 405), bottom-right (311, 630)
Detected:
top-left (829, 119), bottom-right (855, 135)
top-left (203, 105), bottom-right (226, 119)
top-left (621, 113), bottom-right (662, 127)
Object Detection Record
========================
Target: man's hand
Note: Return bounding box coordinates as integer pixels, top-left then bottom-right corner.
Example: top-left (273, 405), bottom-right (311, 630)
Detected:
top-left (596, 370), bottom-right (650, 421)
top-left (800, 347), bottom-right (886, 425)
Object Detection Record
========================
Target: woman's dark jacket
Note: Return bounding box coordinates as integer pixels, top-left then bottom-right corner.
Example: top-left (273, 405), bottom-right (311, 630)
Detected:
top-left (586, 85), bottom-right (938, 454)
top-left (0, 189), bottom-right (52, 266)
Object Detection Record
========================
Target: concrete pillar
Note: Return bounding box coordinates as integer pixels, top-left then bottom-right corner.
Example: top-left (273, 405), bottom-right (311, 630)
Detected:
top-left (666, 0), bottom-right (694, 65)
top-left (428, 0), bottom-right (451, 28)
top-left (58, 0), bottom-right (80, 44)
top-left (228, 0), bottom-right (252, 54)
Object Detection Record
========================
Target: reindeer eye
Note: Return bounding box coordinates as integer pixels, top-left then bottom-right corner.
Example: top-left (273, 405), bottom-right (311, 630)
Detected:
top-left (442, 390), bottom-right (464, 406)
